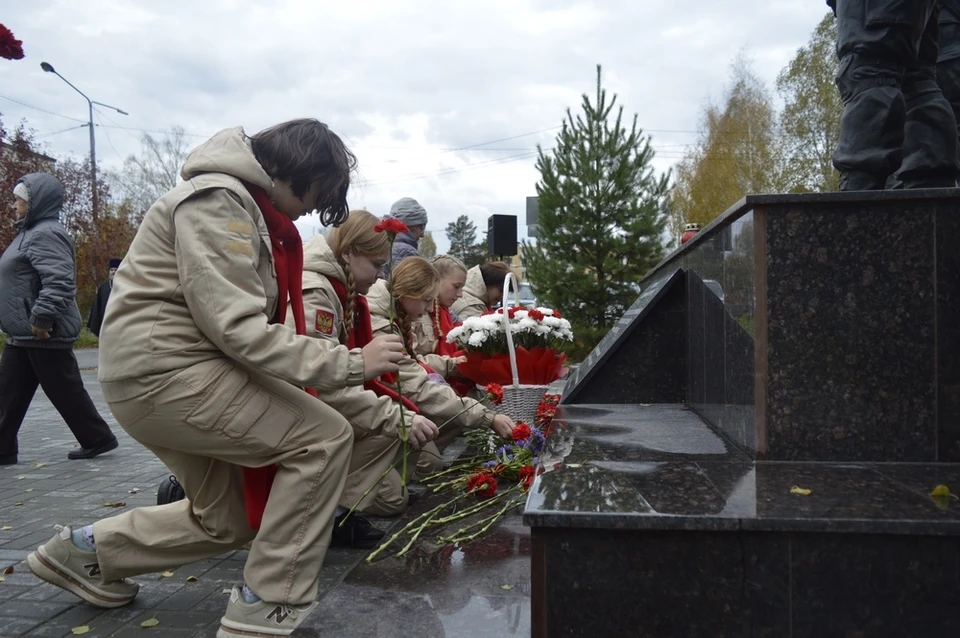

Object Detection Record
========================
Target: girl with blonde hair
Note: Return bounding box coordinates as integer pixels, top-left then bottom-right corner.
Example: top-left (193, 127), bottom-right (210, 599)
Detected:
top-left (292, 211), bottom-right (439, 524)
top-left (366, 257), bottom-right (515, 476)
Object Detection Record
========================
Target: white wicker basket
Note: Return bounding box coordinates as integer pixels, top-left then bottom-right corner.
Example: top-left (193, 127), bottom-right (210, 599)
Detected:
top-left (478, 272), bottom-right (548, 424)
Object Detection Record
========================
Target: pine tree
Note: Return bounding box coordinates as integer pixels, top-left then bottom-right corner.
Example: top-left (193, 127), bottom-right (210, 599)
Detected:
top-left (446, 215), bottom-right (483, 266)
top-left (419, 231), bottom-right (437, 259)
top-left (524, 65), bottom-right (669, 347)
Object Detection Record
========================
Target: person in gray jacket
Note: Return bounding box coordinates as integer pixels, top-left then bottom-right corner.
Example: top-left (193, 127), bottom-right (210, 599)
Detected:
top-left (379, 197), bottom-right (428, 279)
top-left (0, 173), bottom-right (118, 465)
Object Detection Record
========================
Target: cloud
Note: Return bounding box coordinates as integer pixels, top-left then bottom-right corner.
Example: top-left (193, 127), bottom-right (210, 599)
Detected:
top-left (0, 0), bottom-right (831, 253)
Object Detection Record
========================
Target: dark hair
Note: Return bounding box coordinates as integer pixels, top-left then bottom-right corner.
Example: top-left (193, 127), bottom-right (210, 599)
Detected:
top-left (249, 118), bottom-right (357, 226)
top-left (479, 260), bottom-right (512, 289)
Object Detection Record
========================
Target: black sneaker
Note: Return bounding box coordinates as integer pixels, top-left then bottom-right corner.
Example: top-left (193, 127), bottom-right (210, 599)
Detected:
top-left (0, 454), bottom-right (17, 466)
top-left (157, 475), bottom-right (186, 506)
top-left (67, 437), bottom-right (119, 460)
top-left (331, 513), bottom-right (385, 549)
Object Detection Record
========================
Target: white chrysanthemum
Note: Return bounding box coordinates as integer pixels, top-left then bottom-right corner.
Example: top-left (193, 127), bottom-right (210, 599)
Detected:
top-left (446, 326), bottom-right (464, 343)
top-left (536, 307), bottom-right (555, 316)
top-left (468, 331), bottom-right (488, 347)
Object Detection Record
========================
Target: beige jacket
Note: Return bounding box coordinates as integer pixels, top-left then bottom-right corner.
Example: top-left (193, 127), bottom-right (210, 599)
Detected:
top-left (285, 235), bottom-right (402, 438)
top-left (98, 127), bottom-right (365, 401)
top-left (449, 265), bottom-right (487, 320)
top-left (412, 313), bottom-right (460, 378)
top-left (366, 280), bottom-right (494, 430)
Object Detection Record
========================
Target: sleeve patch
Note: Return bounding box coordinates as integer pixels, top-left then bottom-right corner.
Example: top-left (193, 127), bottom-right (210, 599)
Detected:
top-left (315, 309), bottom-right (335, 335)
top-left (226, 219), bottom-right (254, 235)
top-left (225, 240), bottom-right (254, 256)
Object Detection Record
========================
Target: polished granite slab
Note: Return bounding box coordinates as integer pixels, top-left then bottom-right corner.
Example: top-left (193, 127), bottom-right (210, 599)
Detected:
top-left (524, 405), bottom-right (960, 534)
top-left (526, 404), bottom-right (960, 637)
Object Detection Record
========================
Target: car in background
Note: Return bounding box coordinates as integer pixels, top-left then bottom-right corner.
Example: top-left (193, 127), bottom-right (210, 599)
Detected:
top-left (516, 282), bottom-right (537, 309)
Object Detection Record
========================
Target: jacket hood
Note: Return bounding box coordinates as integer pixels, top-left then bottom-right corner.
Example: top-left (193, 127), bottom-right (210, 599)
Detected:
top-left (463, 265), bottom-right (486, 303)
top-left (18, 173), bottom-right (63, 229)
top-left (180, 127), bottom-right (274, 194)
top-left (302, 234), bottom-right (345, 289)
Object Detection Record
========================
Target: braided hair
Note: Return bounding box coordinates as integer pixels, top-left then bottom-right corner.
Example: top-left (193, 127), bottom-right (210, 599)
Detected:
top-left (327, 210), bottom-right (391, 334)
top-left (390, 257), bottom-right (440, 352)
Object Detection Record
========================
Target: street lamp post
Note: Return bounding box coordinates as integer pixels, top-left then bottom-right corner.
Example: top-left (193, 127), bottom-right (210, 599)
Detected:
top-left (40, 61), bottom-right (127, 219)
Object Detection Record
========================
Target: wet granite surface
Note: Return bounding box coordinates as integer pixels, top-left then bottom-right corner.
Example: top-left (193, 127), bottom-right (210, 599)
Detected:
top-left (294, 489), bottom-right (531, 638)
top-left (526, 404), bottom-right (960, 637)
top-left (525, 405), bottom-right (960, 533)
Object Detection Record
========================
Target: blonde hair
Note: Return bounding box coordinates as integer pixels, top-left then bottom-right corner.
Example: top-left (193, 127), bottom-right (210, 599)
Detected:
top-left (431, 254), bottom-right (467, 279)
top-left (390, 257), bottom-right (440, 348)
top-left (328, 210), bottom-right (391, 334)
top-left (429, 254), bottom-right (467, 338)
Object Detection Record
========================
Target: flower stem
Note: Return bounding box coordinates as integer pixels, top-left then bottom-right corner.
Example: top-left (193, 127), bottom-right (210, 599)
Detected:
top-left (365, 494), bottom-right (467, 563)
top-left (439, 496), bottom-right (524, 544)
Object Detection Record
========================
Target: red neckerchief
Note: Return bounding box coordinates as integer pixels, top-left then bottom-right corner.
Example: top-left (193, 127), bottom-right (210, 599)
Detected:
top-left (241, 183), bottom-right (316, 531)
top-left (326, 276), bottom-right (420, 413)
top-left (432, 305), bottom-right (473, 397)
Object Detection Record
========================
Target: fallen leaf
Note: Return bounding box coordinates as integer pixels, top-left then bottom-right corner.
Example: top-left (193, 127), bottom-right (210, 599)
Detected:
top-left (2, 566), bottom-right (13, 574)
top-left (141, 618), bottom-right (160, 628)
top-left (566, 463), bottom-right (582, 469)
top-left (71, 626), bottom-right (90, 635)
top-left (186, 576), bottom-right (198, 583)
top-left (101, 502), bottom-right (126, 508)
top-left (0, 576), bottom-right (4, 582)
top-left (13, 502), bottom-right (23, 507)
top-left (790, 486), bottom-right (812, 496)
top-left (33, 462), bottom-right (45, 468)
top-left (41, 437), bottom-right (50, 441)
top-left (1, 526), bottom-right (11, 531)
top-left (89, 468), bottom-right (100, 472)
top-left (500, 584), bottom-right (513, 590)
top-left (930, 484), bottom-right (958, 499)
top-left (640, 403), bottom-right (652, 407)
top-left (16, 476), bottom-right (24, 480)
top-left (128, 488), bottom-right (140, 494)
top-left (161, 571), bottom-right (175, 578)
top-left (25, 488), bottom-right (33, 492)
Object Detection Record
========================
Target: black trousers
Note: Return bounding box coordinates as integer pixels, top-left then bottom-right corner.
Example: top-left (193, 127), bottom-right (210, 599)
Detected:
top-left (0, 345), bottom-right (114, 457)
top-left (833, 0), bottom-right (959, 188)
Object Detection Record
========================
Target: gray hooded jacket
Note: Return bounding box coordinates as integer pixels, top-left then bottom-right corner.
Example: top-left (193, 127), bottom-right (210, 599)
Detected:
top-left (0, 173), bottom-right (82, 348)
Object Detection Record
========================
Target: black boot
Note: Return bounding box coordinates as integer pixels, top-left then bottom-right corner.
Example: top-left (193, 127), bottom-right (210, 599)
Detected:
top-left (331, 512), bottom-right (385, 549)
top-left (157, 475), bottom-right (186, 505)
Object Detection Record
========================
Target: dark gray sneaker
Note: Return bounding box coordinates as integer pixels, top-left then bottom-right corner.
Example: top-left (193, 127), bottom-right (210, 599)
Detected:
top-left (26, 526), bottom-right (139, 608)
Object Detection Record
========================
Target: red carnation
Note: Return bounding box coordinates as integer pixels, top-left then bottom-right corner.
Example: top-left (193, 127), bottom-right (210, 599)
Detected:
top-left (518, 465), bottom-right (535, 491)
top-left (485, 383), bottom-right (504, 405)
top-left (552, 310), bottom-right (563, 319)
top-left (374, 218), bottom-right (409, 235)
top-left (511, 422), bottom-right (532, 442)
top-left (528, 309), bottom-right (545, 321)
top-left (507, 307), bottom-right (519, 319)
top-left (0, 25), bottom-right (24, 61)
top-left (466, 473), bottom-right (498, 499)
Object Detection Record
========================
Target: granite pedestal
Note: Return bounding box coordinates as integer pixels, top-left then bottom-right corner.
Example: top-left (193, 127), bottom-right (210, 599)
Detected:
top-left (526, 190), bottom-right (960, 637)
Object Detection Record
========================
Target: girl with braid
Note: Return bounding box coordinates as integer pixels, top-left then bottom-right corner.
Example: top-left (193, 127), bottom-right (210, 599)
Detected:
top-left (366, 258), bottom-right (515, 478)
top-left (290, 211), bottom-right (439, 522)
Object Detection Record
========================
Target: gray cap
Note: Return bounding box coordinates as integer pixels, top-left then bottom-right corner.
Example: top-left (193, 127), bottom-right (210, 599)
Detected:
top-left (389, 197), bottom-right (428, 227)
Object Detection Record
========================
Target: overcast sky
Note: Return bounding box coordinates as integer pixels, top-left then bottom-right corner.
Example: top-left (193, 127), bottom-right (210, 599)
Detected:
top-left (1, 1), bottom-right (831, 253)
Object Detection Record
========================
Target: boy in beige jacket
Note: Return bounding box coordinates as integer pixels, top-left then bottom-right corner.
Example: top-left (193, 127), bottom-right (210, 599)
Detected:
top-left (26, 120), bottom-right (406, 638)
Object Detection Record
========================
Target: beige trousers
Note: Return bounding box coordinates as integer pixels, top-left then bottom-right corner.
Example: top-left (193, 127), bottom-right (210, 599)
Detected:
top-left (93, 358), bottom-right (353, 606)
top-left (415, 418), bottom-right (465, 478)
top-left (341, 429), bottom-right (405, 517)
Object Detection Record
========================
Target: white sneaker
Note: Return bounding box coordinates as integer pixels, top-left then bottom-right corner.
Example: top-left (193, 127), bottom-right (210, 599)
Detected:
top-left (217, 585), bottom-right (318, 637)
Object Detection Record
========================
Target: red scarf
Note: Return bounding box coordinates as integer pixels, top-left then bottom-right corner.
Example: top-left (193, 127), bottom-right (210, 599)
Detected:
top-left (242, 183), bottom-right (315, 530)
top-left (326, 276), bottom-right (419, 413)
top-left (433, 305), bottom-right (473, 397)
